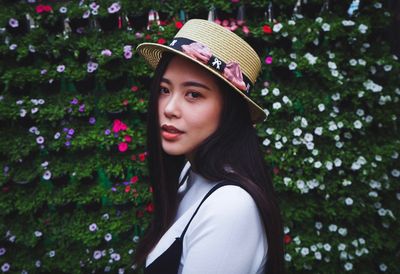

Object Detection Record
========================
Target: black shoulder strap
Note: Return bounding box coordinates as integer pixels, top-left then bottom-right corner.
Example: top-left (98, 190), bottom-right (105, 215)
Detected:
top-left (179, 182), bottom-right (238, 239)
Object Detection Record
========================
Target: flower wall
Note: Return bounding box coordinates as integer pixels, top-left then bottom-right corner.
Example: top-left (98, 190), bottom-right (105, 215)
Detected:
top-left (0, 0), bottom-right (399, 273)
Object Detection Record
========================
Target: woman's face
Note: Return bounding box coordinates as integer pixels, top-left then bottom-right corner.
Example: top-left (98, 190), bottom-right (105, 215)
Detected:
top-left (158, 55), bottom-right (223, 160)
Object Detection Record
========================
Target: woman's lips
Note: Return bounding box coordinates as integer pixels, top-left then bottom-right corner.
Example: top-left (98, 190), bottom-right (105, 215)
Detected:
top-left (161, 124), bottom-right (184, 141)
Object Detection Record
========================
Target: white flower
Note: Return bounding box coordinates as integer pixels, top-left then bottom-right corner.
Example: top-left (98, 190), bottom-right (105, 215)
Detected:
top-left (266, 128), bottom-right (274, 135)
top-left (42, 170), bottom-right (52, 180)
top-left (261, 88), bottom-right (268, 96)
top-left (275, 142), bottom-right (283, 149)
top-left (35, 260), bottom-right (41, 267)
top-left (20, 109), bottom-right (27, 117)
top-left (54, 132), bottom-right (61, 139)
top-left (284, 253), bottom-right (292, 262)
top-left (338, 228), bottom-right (348, 236)
top-left (359, 238), bottom-right (366, 245)
top-left (358, 59), bottom-right (366, 66)
top-left (342, 20), bottom-right (355, 26)
top-left (262, 138), bottom-right (270, 146)
top-left (314, 161), bottom-right (322, 168)
top-left (36, 136), bottom-right (44, 144)
top-left (363, 79), bottom-right (383, 92)
top-left (282, 96), bottom-right (291, 105)
top-left (392, 169), bottom-right (400, 177)
top-left (328, 122), bottom-right (337, 131)
top-left (353, 120), bottom-right (363, 129)
top-left (334, 158), bottom-right (342, 167)
top-left (315, 251), bottom-right (322, 260)
top-left (331, 93), bottom-right (341, 101)
top-left (288, 20), bottom-right (296, 25)
top-left (301, 118), bottom-right (308, 128)
top-left (338, 243), bottom-right (346, 251)
top-left (379, 263), bottom-right (388, 272)
top-left (325, 161), bottom-right (333, 170)
top-left (331, 70), bottom-right (339, 77)
top-left (318, 104), bottom-right (325, 112)
top-left (273, 102), bottom-right (282, 110)
top-left (272, 88), bottom-right (280, 96)
top-left (273, 23), bottom-right (283, 32)
top-left (293, 128), bottom-right (302, 136)
top-left (322, 23), bottom-right (331, 31)
top-left (349, 59), bottom-right (357, 66)
top-left (59, 6), bottom-right (68, 13)
top-left (344, 262), bottom-right (353, 271)
top-left (315, 222), bottom-right (322, 230)
top-left (104, 233), bottom-right (112, 242)
top-left (383, 65), bottom-right (392, 72)
top-left (315, 17), bottom-right (323, 23)
top-left (300, 247), bottom-right (309, 256)
top-left (289, 62), bottom-right (297, 70)
top-left (328, 61), bottom-right (337, 69)
top-left (304, 133), bottom-right (313, 142)
top-left (329, 224), bottom-right (337, 232)
top-left (304, 53), bottom-right (317, 65)
top-left (314, 127), bottom-right (323, 135)
top-left (49, 250), bottom-right (55, 257)
top-left (323, 243), bottom-right (332, 252)
top-left (345, 197), bottom-right (353, 206)
top-left (358, 24), bottom-right (368, 34)
top-left (89, 223), bottom-right (98, 232)
top-left (133, 235), bottom-right (140, 243)
top-left (34, 231), bottom-right (42, 237)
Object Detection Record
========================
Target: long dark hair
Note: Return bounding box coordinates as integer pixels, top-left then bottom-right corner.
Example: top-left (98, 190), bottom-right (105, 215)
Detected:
top-left (135, 52), bottom-right (284, 274)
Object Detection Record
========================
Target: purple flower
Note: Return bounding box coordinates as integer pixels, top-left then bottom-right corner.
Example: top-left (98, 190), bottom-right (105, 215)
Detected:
top-left (101, 49), bottom-right (112, 56)
top-left (40, 69), bottom-right (47, 75)
top-left (93, 250), bottom-right (102, 260)
top-left (70, 98), bottom-right (78, 105)
top-left (105, 129), bottom-right (111, 135)
top-left (63, 128), bottom-right (69, 133)
top-left (111, 187), bottom-right (117, 192)
top-left (123, 45), bottom-right (132, 52)
top-left (135, 32), bottom-right (144, 38)
top-left (76, 27), bottom-right (84, 34)
top-left (0, 247), bottom-right (6, 256)
top-left (65, 134), bottom-right (72, 140)
top-left (57, 65), bottom-right (65, 73)
top-left (82, 10), bottom-right (90, 19)
top-left (108, 2), bottom-right (121, 14)
top-left (79, 104), bottom-right (85, 112)
top-left (36, 136), bottom-right (44, 144)
top-left (68, 128), bottom-right (75, 135)
top-left (65, 141), bottom-right (71, 147)
top-left (124, 51), bottom-right (132, 59)
top-left (67, 107), bottom-right (72, 113)
top-left (89, 223), bottom-right (98, 232)
top-left (1, 263), bottom-right (10, 272)
top-left (87, 61), bottom-right (98, 73)
top-left (90, 2), bottom-right (99, 10)
top-left (89, 117), bottom-right (96, 124)
top-left (9, 44), bottom-right (17, 50)
top-left (9, 18), bottom-right (19, 28)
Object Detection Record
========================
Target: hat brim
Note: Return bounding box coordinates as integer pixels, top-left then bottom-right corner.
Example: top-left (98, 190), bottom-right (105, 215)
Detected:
top-left (136, 42), bottom-right (267, 123)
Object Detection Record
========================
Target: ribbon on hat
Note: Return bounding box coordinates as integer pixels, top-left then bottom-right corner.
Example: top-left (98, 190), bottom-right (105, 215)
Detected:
top-left (168, 37), bottom-right (252, 94)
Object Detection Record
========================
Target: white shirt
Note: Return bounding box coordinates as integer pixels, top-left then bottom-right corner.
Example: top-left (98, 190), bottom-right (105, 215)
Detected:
top-left (146, 162), bottom-right (268, 274)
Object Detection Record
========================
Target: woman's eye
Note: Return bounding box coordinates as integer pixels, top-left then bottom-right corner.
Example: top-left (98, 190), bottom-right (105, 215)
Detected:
top-left (187, 91), bottom-right (202, 99)
top-left (160, 87), bottom-right (169, 94)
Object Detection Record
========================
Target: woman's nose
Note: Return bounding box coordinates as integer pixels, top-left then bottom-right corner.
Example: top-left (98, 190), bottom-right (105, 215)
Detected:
top-left (163, 93), bottom-right (181, 119)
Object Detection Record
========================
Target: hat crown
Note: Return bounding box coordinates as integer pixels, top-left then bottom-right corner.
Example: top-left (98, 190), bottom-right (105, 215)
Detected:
top-left (174, 19), bottom-right (261, 84)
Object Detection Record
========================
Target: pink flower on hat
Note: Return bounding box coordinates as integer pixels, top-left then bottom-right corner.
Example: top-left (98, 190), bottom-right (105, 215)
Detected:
top-left (223, 62), bottom-right (247, 90)
top-left (182, 42), bottom-right (212, 63)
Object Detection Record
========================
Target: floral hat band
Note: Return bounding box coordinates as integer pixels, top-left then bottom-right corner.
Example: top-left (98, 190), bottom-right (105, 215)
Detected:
top-left (168, 37), bottom-right (253, 94)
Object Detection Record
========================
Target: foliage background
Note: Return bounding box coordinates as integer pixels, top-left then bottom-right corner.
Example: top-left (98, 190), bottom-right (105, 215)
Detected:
top-left (0, 0), bottom-right (399, 273)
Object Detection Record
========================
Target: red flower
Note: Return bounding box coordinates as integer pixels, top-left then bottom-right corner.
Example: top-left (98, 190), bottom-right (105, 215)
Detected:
top-left (125, 185), bottom-right (131, 193)
top-left (157, 38), bottom-right (166, 45)
top-left (284, 234), bottom-right (292, 244)
top-left (263, 25), bottom-right (272, 34)
top-left (149, 186), bottom-right (153, 193)
top-left (36, 5), bottom-right (52, 13)
top-left (130, 176), bottom-right (138, 184)
top-left (131, 86), bottom-right (138, 92)
top-left (139, 152), bottom-right (146, 162)
top-left (145, 34), bottom-right (151, 40)
top-left (112, 119), bottom-right (128, 133)
top-left (145, 202), bottom-right (154, 213)
top-left (124, 135), bottom-right (132, 143)
top-left (175, 21), bottom-right (183, 29)
top-left (122, 99), bottom-right (129, 106)
top-left (118, 142), bottom-right (128, 152)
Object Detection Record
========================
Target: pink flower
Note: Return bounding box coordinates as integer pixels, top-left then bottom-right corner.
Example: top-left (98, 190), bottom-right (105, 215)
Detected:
top-left (112, 119), bottom-right (128, 133)
top-left (124, 51), bottom-right (132, 59)
top-left (101, 49), bottom-right (112, 56)
top-left (265, 56), bottom-right (273, 64)
top-left (118, 142), bottom-right (128, 152)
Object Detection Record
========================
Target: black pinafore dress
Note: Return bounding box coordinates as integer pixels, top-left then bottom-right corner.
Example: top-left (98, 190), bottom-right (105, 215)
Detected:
top-left (144, 181), bottom-right (236, 274)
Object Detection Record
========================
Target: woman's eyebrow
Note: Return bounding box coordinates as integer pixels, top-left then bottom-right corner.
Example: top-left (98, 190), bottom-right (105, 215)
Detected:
top-left (161, 77), bottom-right (211, 90)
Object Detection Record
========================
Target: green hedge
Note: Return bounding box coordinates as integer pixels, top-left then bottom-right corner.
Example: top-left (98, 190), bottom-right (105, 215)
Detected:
top-left (0, 0), bottom-right (399, 273)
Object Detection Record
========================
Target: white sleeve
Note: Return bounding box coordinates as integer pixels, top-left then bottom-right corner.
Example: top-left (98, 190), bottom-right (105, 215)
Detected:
top-left (180, 186), bottom-right (268, 274)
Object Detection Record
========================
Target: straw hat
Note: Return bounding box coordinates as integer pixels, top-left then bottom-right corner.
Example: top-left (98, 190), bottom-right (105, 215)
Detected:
top-left (136, 19), bottom-right (266, 123)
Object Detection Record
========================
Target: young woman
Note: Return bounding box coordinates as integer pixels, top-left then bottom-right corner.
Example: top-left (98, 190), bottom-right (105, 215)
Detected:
top-left (135, 19), bottom-right (284, 274)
